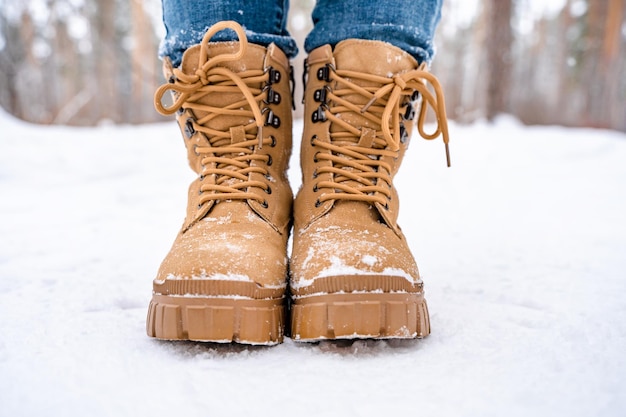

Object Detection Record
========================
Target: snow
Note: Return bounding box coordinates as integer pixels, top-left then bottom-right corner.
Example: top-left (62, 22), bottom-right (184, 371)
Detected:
top-left (162, 272), bottom-right (252, 282)
top-left (361, 254), bottom-right (378, 266)
top-left (315, 256), bottom-right (416, 283)
top-left (1, 109), bottom-right (626, 416)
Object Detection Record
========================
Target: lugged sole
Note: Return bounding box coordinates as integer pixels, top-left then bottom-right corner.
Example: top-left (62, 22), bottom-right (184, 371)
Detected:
top-left (290, 292), bottom-right (430, 342)
top-left (146, 294), bottom-right (285, 345)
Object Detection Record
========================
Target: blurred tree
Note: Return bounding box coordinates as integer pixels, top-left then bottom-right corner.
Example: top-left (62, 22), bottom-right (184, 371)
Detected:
top-left (486, 0), bottom-right (513, 120)
top-left (95, 0), bottom-right (118, 122)
top-left (0, 0), bottom-right (624, 131)
top-left (0, 0), bottom-right (164, 125)
top-left (598, 0), bottom-right (624, 130)
top-left (0, 6), bottom-right (24, 118)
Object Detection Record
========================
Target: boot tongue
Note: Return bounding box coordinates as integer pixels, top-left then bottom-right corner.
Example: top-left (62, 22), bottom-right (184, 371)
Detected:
top-left (333, 39), bottom-right (417, 78)
top-left (332, 200), bottom-right (381, 224)
top-left (180, 42), bottom-right (265, 75)
top-left (180, 44), bottom-right (202, 75)
top-left (329, 40), bottom-right (418, 137)
top-left (326, 41), bottom-right (418, 222)
top-left (205, 42), bottom-right (265, 72)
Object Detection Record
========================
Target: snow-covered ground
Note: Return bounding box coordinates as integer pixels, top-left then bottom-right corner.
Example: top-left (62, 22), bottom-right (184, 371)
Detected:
top-left (1, 108), bottom-right (625, 417)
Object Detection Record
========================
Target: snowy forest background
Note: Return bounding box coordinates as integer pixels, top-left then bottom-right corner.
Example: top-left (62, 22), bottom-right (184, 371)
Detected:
top-left (0, 0), bottom-right (624, 132)
top-left (2, 2), bottom-right (626, 415)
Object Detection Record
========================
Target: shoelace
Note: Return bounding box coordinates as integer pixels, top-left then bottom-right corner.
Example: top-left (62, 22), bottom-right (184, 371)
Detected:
top-left (313, 63), bottom-right (451, 207)
top-left (153, 21), bottom-right (274, 207)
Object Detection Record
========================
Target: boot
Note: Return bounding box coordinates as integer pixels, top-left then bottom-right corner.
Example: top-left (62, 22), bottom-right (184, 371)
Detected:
top-left (290, 39), bottom-right (450, 341)
top-left (146, 21), bottom-right (293, 344)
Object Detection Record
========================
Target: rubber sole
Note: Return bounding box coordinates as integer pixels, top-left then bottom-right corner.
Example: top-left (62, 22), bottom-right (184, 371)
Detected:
top-left (290, 292), bottom-right (430, 341)
top-left (146, 294), bottom-right (285, 345)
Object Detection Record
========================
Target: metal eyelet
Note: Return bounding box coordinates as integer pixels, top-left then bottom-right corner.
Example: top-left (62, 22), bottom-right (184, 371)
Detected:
top-left (264, 186), bottom-right (272, 195)
top-left (184, 118), bottom-right (195, 139)
top-left (193, 145), bottom-right (200, 156)
top-left (261, 200), bottom-right (269, 208)
top-left (264, 109), bottom-right (281, 128)
top-left (176, 107), bottom-right (184, 116)
top-left (314, 87), bottom-right (328, 103)
top-left (314, 199), bottom-right (322, 208)
top-left (399, 124), bottom-right (409, 144)
top-left (269, 135), bottom-right (276, 147)
top-left (313, 184), bottom-right (319, 192)
top-left (311, 106), bottom-right (326, 123)
top-left (312, 169), bottom-right (318, 178)
top-left (168, 75), bottom-right (176, 84)
top-left (313, 151), bottom-right (319, 163)
top-left (317, 65), bottom-right (330, 82)
top-left (403, 103), bottom-right (416, 121)
top-left (268, 67), bottom-right (281, 84)
top-left (266, 155), bottom-right (273, 166)
top-left (310, 135), bottom-right (317, 146)
top-left (266, 87), bottom-right (281, 105)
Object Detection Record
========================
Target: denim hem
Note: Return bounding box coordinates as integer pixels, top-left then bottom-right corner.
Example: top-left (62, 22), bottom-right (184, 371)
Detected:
top-left (160, 0), bottom-right (297, 67)
top-left (304, 23), bottom-right (436, 64)
top-left (159, 28), bottom-right (298, 67)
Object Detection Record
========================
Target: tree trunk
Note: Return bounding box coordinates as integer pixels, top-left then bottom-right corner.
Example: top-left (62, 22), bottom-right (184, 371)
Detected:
top-left (602, 0), bottom-right (625, 130)
top-left (485, 0), bottom-right (513, 121)
top-left (95, 0), bottom-right (118, 123)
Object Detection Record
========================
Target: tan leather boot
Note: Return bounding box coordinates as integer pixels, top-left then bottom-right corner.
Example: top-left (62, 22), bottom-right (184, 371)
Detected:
top-left (290, 39), bottom-right (450, 341)
top-left (147, 22), bottom-right (293, 344)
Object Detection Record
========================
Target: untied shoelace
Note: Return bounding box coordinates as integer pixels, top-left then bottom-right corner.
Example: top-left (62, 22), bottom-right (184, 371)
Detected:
top-left (312, 63), bottom-right (451, 207)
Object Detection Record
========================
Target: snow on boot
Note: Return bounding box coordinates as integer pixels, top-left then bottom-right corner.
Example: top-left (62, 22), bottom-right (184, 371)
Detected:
top-left (290, 39), bottom-right (450, 341)
top-left (147, 21), bottom-right (293, 344)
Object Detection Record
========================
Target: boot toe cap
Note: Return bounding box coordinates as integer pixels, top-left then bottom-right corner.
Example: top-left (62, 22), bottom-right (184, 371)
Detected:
top-left (291, 219), bottom-right (420, 292)
top-left (154, 216), bottom-right (288, 296)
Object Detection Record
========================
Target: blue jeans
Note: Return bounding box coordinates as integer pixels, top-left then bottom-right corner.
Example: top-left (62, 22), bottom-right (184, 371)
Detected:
top-left (160, 0), bottom-right (443, 67)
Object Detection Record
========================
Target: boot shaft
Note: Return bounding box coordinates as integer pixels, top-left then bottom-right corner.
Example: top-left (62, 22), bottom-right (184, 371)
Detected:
top-left (154, 23), bottom-right (294, 235)
top-left (296, 39), bottom-right (445, 236)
